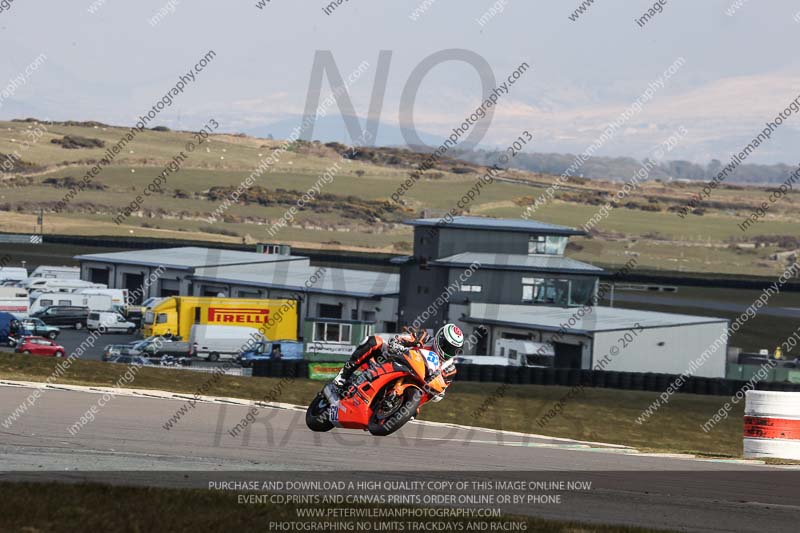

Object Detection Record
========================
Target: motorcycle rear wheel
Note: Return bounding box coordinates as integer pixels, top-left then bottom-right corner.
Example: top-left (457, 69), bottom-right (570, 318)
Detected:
top-left (305, 393), bottom-right (334, 432)
top-left (368, 386), bottom-right (422, 436)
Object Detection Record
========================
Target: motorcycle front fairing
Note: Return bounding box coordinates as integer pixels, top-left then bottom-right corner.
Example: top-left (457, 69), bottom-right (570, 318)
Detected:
top-left (328, 361), bottom-right (410, 429)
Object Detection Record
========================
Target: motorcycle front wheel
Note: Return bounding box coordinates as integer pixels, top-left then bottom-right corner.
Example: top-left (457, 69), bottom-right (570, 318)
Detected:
top-left (368, 385), bottom-right (422, 437)
top-left (305, 393), bottom-right (334, 432)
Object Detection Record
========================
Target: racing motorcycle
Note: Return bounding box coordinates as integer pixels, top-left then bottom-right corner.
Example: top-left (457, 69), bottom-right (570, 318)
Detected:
top-left (305, 339), bottom-right (453, 436)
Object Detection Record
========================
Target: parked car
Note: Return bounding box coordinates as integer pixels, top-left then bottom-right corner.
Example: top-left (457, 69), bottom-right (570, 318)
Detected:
top-left (30, 306), bottom-right (90, 329)
top-left (237, 340), bottom-right (304, 367)
top-left (88, 311), bottom-right (136, 334)
top-left (107, 355), bottom-right (152, 366)
top-left (18, 318), bottom-right (60, 340)
top-left (102, 342), bottom-right (137, 361)
top-left (120, 336), bottom-right (191, 358)
top-left (14, 336), bottom-right (65, 357)
top-left (0, 312), bottom-right (18, 345)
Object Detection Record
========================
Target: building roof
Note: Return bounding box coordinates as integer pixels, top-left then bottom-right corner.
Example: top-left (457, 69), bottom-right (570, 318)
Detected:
top-left (192, 262), bottom-right (399, 298)
top-left (75, 247), bottom-right (307, 271)
top-left (405, 216), bottom-right (585, 236)
top-left (433, 252), bottom-right (605, 275)
top-left (465, 303), bottom-right (727, 334)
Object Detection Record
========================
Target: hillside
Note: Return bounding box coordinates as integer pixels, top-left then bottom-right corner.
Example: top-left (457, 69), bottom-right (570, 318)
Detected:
top-left (1, 118), bottom-right (799, 278)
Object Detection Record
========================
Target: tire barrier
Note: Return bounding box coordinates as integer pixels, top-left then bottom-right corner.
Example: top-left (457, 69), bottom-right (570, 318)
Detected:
top-left (252, 360), bottom-right (307, 379)
top-left (743, 391), bottom-right (800, 460)
top-left (250, 361), bottom-right (800, 397)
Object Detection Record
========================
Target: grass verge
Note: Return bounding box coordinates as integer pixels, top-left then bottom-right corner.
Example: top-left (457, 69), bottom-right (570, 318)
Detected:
top-left (0, 353), bottom-right (744, 457)
top-left (0, 482), bottom-right (673, 533)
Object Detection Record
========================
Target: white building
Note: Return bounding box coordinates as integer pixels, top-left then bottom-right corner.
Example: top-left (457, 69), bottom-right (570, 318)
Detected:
top-left (465, 303), bottom-right (729, 378)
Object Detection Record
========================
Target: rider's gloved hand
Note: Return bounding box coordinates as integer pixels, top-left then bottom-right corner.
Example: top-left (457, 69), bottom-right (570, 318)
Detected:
top-left (387, 337), bottom-right (409, 356)
top-left (398, 327), bottom-right (428, 348)
top-left (441, 365), bottom-right (457, 385)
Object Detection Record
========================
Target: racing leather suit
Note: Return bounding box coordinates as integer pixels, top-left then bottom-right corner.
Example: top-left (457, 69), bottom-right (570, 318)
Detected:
top-left (337, 334), bottom-right (457, 400)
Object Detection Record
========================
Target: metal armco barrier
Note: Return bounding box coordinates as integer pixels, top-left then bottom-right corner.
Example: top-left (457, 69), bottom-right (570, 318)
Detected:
top-left (744, 391), bottom-right (800, 459)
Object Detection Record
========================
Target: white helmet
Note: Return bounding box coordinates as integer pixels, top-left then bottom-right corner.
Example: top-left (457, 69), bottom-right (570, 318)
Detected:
top-left (433, 323), bottom-right (464, 360)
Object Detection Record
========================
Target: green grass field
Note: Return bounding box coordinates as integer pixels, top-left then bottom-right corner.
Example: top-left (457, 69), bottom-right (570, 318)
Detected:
top-left (2, 119), bottom-right (799, 276)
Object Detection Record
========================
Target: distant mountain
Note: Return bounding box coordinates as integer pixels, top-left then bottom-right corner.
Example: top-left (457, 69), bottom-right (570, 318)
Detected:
top-left (452, 149), bottom-right (800, 186)
top-left (239, 114), bottom-right (800, 186)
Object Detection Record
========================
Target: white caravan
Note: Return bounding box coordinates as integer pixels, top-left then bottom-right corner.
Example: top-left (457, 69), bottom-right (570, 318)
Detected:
top-left (29, 292), bottom-right (113, 314)
top-left (75, 288), bottom-right (129, 307)
top-left (24, 278), bottom-right (106, 294)
top-left (0, 287), bottom-right (30, 316)
top-left (0, 267), bottom-right (28, 284)
top-left (28, 266), bottom-right (80, 280)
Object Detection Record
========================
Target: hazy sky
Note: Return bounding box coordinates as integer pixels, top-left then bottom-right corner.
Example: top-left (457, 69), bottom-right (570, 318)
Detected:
top-left (1, 0), bottom-right (799, 163)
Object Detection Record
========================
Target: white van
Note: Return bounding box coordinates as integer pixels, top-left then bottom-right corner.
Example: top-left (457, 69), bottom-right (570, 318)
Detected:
top-left (75, 288), bottom-right (129, 307)
top-left (0, 287), bottom-right (29, 316)
top-left (30, 292), bottom-right (113, 314)
top-left (494, 339), bottom-right (555, 367)
top-left (0, 267), bottom-right (28, 284)
top-left (24, 279), bottom-right (106, 294)
top-left (28, 266), bottom-right (80, 280)
top-left (189, 325), bottom-right (265, 362)
top-left (456, 355), bottom-right (514, 366)
top-left (87, 311), bottom-right (137, 333)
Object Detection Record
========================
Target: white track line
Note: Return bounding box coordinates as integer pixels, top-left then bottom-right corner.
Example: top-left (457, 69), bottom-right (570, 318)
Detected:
top-left (2, 379), bottom-right (798, 468)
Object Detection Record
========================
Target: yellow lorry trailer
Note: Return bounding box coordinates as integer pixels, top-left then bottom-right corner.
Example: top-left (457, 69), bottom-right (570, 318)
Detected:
top-left (141, 297), bottom-right (298, 341)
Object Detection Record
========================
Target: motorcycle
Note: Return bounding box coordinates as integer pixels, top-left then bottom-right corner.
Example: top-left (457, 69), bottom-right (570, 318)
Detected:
top-left (305, 339), bottom-right (453, 436)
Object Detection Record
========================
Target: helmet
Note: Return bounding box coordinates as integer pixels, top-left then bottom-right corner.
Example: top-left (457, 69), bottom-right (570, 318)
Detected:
top-left (433, 323), bottom-right (464, 360)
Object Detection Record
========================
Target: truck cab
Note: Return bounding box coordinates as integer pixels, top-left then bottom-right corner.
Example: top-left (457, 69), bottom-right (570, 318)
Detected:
top-left (142, 299), bottom-right (178, 338)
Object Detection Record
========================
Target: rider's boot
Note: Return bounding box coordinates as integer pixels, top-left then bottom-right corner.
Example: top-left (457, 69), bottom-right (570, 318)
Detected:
top-left (332, 361), bottom-right (355, 389)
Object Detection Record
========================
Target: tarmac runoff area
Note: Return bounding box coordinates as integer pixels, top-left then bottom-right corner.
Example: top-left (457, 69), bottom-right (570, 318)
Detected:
top-left (0, 382), bottom-right (799, 532)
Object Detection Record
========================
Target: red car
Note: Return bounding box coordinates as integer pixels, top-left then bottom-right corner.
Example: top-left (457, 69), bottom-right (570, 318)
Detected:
top-left (14, 336), bottom-right (66, 357)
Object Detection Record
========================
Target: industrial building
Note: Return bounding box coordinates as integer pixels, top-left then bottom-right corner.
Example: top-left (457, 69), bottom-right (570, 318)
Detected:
top-left (465, 303), bottom-right (728, 378)
top-left (76, 247), bottom-right (307, 300)
top-left (74, 216), bottom-right (729, 376)
top-left (395, 216), bottom-right (728, 377)
top-left (397, 217), bottom-right (605, 332)
top-left (76, 246), bottom-right (399, 360)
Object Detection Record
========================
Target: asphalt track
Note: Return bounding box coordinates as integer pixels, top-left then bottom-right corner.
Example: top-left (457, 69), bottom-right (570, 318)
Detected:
top-left (1, 384), bottom-right (799, 532)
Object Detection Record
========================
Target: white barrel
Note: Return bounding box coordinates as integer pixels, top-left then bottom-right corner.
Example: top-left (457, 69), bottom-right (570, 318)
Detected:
top-left (743, 390), bottom-right (800, 460)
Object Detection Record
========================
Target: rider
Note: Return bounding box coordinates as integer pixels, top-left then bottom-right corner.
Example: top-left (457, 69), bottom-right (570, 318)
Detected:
top-left (332, 323), bottom-right (465, 399)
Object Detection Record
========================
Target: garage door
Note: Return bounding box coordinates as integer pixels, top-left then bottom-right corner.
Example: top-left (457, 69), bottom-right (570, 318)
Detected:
top-left (553, 342), bottom-right (583, 369)
top-left (160, 279), bottom-right (180, 297)
top-left (123, 273), bottom-right (145, 304)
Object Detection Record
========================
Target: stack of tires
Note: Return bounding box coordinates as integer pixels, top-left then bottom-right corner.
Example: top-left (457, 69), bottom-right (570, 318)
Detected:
top-left (743, 391), bottom-right (800, 460)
